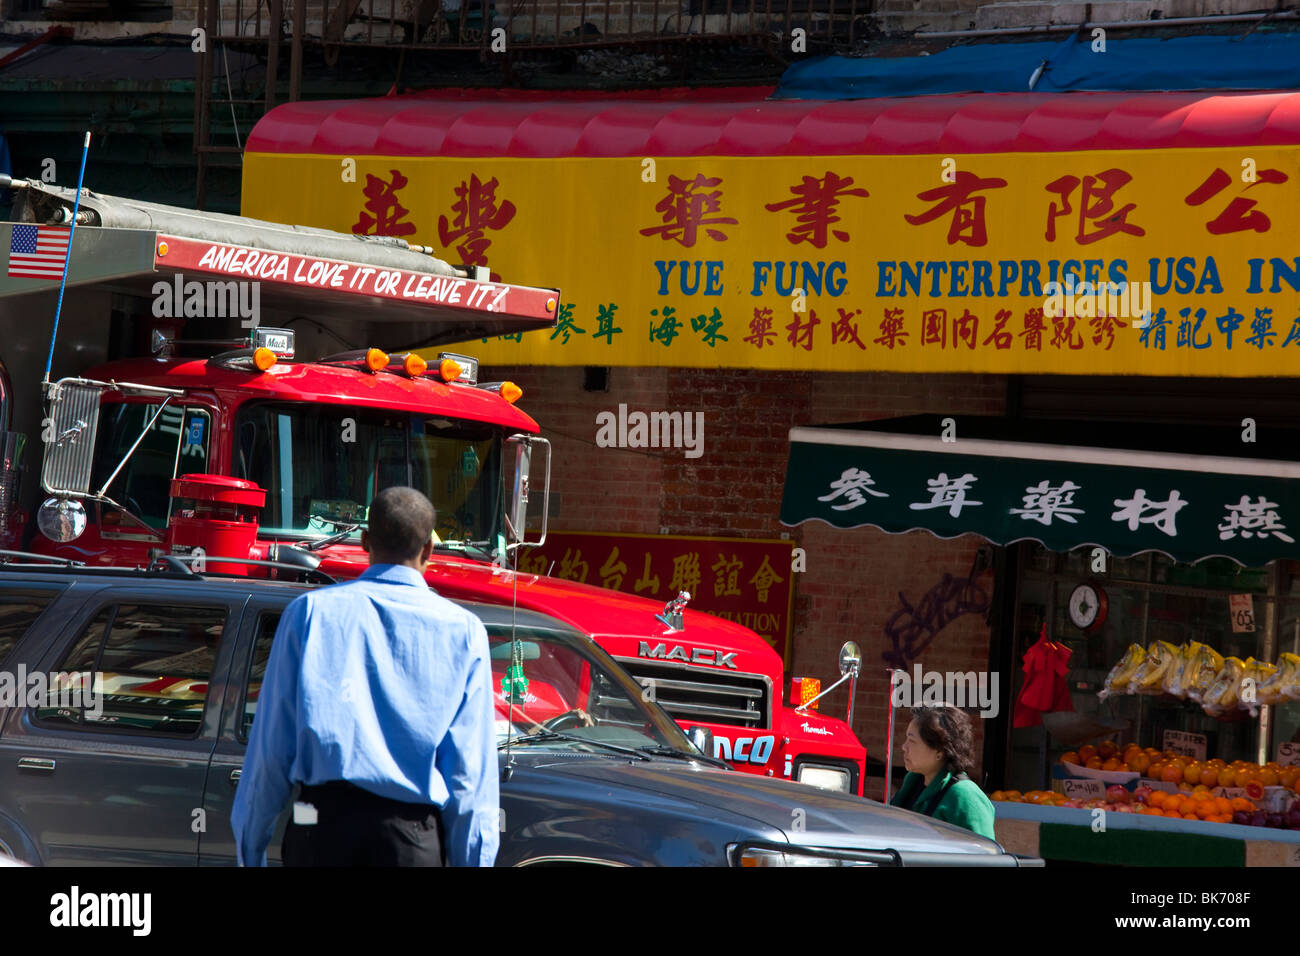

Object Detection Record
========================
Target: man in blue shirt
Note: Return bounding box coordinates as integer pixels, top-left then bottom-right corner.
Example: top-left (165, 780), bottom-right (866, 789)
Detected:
top-left (232, 486), bottom-right (499, 867)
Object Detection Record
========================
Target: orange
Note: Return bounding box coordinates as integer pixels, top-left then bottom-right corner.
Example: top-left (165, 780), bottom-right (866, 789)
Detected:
top-left (1086, 757), bottom-right (1104, 770)
top-left (1149, 791), bottom-right (1168, 809)
top-left (1215, 797), bottom-right (1233, 816)
top-left (1161, 764), bottom-right (1184, 785)
top-left (1258, 768), bottom-right (1279, 787)
top-left (1237, 769), bottom-right (1259, 788)
top-left (1182, 812), bottom-right (1199, 820)
top-left (1148, 760), bottom-right (1167, 778)
top-left (1170, 755), bottom-right (1192, 769)
top-left (1183, 762), bottom-right (1204, 785)
top-left (1217, 767), bottom-right (1236, 787)
top-left (1208, 758), bottom-right (1226, 767)
top-left (1102, 757), bottom-right (1125, 772)
top-left (1127, 753), bottom-right (1151, 774)
top-left (1195, 802), bottom-right (1217, 819)
top-left (1191, 789), bottom-right (1213, 801)
top-left (1098, 740), bottom-right (1118, 760)
top-left (1230, 797), bottom-right (1255, 813)
top-left (1078, 745), bottom-right (1099, 764)
top-left (1200, 766), bottom-right (1219, 788)
top-left (1061, 750), bottom-right (1080, 766)
top-left (1279, 767), bottom-right (1300, 789)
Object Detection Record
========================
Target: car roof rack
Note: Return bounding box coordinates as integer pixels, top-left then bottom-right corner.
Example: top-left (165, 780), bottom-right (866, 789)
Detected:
top-left (0, 550), bottom-right (87, 568)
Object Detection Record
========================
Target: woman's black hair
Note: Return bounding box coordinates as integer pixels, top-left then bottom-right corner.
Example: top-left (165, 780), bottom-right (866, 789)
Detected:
top-left (909, 705), bottom-right (977, 777)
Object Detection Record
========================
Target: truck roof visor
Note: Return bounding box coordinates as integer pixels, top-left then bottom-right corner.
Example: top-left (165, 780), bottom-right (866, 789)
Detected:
top-left (0, 181), bottom-right (560, 344)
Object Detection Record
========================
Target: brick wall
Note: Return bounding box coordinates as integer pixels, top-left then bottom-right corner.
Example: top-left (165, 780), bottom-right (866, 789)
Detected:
top-left (489, 362), bottom-right (1007, 795)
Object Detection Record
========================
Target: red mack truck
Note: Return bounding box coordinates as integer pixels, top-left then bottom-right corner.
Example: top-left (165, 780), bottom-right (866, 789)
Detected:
top-left (0, 177), bottom-right (868, 794)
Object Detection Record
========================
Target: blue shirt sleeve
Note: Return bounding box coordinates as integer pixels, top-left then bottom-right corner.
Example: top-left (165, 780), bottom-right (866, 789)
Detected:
top-left (231, 600), bottom-right (305, 866)
top-left (435, 615), bottom-right (500, 867)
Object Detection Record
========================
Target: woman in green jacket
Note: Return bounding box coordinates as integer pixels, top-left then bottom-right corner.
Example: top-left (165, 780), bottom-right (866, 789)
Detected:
top-left (889, 705), bottom-right (997, 841)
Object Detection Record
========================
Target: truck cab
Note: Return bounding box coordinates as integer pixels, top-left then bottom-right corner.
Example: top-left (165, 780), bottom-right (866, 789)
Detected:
top-left (0, 178), bottom-right (868, 794)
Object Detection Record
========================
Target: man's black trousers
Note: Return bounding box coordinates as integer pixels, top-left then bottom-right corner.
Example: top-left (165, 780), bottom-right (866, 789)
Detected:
top-left (282, 781), bottom-right (445, 867)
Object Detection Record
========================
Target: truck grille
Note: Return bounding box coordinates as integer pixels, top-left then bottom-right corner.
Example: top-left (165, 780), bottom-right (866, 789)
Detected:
top-left (615, 658), bottom-right (770, 729)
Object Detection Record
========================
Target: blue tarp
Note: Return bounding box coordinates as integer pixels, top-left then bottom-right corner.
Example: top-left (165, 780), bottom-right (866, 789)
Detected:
top-left (774, 34), bottom-right (1300, 99)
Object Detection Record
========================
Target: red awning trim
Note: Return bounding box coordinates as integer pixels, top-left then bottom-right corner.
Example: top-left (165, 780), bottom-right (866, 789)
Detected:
top-left (245, 90), bottom-right (1300, 158)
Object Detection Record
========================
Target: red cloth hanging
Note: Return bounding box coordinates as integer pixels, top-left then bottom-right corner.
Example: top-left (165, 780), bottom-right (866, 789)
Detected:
top-left (1013, 627), bottom-right (1075, 728)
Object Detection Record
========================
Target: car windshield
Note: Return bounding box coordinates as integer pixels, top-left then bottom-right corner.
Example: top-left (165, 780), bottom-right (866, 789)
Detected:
top-left (233, 402), bottom-right (504, 549)
top-left (488, 621), bottom-right (696, 756)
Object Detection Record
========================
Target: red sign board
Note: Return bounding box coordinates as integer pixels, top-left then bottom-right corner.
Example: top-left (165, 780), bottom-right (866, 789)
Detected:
top-left (154, 235), bottom-right (559, 321)
top-left (516, 531), bottom-right (796, 666)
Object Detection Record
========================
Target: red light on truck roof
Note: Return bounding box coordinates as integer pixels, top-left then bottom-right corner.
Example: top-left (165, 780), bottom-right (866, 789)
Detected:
top-left (252, 347), bottom-right (278, 371)
top-left (403, 353), bottom-right (427, 377)
top-left (500, 382), bottom-right (522, 404)
top-left (365, 348), bottom-right (389, 372)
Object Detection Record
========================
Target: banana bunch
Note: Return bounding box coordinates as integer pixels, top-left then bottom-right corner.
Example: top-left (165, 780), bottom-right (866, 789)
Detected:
top-left (1182, 642), bottom-right (1225, 704)
top-left (1239, 658), bottom-right (1276, 716)
top-left (1162, 641), bottom-right (1193, 697)
top-left (1202, 657), bottom-right (1246, 717)
top-left (1098, 643), bottom-right (1145, 700)
top-left (1275, 652), bottom-right (1300, 702)
top-left (1131, 641), bottom-right (1181, 694)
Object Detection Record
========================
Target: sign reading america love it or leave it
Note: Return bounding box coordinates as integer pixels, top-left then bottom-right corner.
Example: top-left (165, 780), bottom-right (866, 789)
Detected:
top-left (242, 146), bottom-right (1300, 375)
top-left (514, 530), bottom-right (796, 665)
top-left (780, 440), bottom-right (1300, 566)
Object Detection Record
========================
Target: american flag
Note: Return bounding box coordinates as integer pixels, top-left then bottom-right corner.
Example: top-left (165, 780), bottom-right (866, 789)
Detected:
top-left (8, 224), bottom-right (72, 280)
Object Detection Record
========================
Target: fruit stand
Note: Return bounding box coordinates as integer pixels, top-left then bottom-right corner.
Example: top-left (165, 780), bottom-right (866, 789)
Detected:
top-left (989, 742), bottom-right (1300, 866)
top-left (992, 801), bottom-right (1300, 867)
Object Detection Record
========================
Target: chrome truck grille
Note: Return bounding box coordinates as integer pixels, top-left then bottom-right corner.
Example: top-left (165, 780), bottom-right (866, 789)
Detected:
top-left (615, 658), bottom-right (771, 729)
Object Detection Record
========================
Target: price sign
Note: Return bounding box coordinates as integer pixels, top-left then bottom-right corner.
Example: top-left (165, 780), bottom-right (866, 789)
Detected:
top-left (1278, 742), bottom-right (1300, 767)
top-left (1163, 730), bottom-right (1207, 761)
top-left (1062, 778), bottom-right (1107, 799)
top-left (1230, 594), bottom-right (1256, 633)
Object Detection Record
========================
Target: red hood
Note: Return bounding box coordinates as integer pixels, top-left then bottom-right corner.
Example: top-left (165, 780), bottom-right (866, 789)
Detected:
top-left (316, 545), bottom-right (787, 682)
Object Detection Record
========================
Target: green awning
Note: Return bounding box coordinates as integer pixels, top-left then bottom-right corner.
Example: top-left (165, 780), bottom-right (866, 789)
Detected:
top-left (779, 415), bottom-right (1300, 566)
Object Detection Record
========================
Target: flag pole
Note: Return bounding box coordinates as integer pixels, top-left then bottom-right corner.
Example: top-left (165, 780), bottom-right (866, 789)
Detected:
top-left (43, 130), bottom-right (92, 389)
top-left (883, 667), bottom-right (901, 802)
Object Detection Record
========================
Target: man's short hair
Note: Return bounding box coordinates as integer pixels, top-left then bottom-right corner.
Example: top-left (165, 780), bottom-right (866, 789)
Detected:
top-left (367, 487), bottom-right (436, 562)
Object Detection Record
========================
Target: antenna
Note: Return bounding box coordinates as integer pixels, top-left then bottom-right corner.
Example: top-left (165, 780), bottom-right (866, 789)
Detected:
top-left (43, 131), bottom-right (92, 388)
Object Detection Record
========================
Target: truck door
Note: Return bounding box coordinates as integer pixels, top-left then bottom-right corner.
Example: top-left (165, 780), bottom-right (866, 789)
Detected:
top-left (0, 583), bottom-right (246, 865)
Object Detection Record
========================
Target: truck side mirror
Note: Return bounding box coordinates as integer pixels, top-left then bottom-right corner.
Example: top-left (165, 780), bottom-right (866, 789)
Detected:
top-left (504, 434), bottom-right (550, 550)
top-left (40, 379), bottom-right (105, 497)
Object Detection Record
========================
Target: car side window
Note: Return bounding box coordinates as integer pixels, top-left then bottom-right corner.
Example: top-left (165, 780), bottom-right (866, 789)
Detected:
top-left (0, 586), bottom-right (63, 668)
top-left (241, 613), bottom-right (280, 741)
top-left (37, 603), bottom-right (227, 737)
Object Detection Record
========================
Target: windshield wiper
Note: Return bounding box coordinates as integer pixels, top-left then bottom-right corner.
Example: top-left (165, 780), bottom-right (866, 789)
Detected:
top-left (634, 745), bottom-right (731, 769)
top-left (434, 540), bottom-right (495, 562)
top-left (498, 728), bottom-right (651, 760)
top-left (301, 517), bottom-right (362, 552)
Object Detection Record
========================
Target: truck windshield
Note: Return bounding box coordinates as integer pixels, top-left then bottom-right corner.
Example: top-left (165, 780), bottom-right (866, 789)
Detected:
top-left (233, 402), bottom-right (503, 548)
